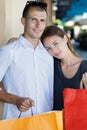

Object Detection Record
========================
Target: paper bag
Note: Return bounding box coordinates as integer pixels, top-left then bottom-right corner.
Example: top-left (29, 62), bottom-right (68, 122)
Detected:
top-left (0, 111), bottom-right (63, 130)
top-left (63, 88), bottom-right (87, 130)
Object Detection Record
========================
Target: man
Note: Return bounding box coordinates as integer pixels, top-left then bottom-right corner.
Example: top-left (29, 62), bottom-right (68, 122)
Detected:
top-left (0, 1), bottom-right (53, 119)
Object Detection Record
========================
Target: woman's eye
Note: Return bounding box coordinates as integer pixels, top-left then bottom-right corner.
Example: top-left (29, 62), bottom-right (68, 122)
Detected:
top-left (54, 42), bottom-right (58, 46)
top-left (46, 47), bottom-right (51, 51)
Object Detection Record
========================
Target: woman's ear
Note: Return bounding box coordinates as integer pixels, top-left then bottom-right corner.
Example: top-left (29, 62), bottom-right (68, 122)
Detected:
top-left (64, 35), bottom-right (68, 43)
top-left (21, 17), bottom-right (26, 26)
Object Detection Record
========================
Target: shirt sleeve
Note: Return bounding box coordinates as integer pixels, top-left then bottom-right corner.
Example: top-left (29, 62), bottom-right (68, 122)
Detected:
top-left (0, 46), bottom-right (13, 81)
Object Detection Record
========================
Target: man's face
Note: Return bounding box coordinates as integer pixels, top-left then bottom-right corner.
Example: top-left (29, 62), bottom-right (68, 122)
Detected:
top-left (22, 7), bottom-right (47, 40)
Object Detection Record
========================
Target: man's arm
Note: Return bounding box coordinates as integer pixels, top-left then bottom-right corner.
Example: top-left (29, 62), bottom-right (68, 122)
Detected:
top-left (0, 89), bottom-right (34, 112)
top-left (0, 89), bottom-right (20, 105)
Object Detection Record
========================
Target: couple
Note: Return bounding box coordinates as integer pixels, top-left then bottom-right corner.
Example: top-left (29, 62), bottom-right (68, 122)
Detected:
top-left (0, 1), bottom-right (87, 120)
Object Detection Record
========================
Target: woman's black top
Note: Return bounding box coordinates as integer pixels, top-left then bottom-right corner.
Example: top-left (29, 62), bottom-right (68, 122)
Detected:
top-left (53, 58), bottom-right (87, 110)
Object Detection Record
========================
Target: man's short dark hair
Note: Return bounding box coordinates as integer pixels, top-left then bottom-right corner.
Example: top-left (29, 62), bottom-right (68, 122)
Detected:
top-left (22, 1), bottom-right (47, 18)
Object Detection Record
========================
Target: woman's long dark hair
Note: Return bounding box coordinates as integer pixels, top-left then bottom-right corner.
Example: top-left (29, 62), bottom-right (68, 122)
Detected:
top-left (41, 25), bottom-right (79, 57)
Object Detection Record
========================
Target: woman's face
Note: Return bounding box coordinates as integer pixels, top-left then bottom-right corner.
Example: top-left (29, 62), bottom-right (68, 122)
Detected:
top-left (43, 35), bottom-right (68, 59)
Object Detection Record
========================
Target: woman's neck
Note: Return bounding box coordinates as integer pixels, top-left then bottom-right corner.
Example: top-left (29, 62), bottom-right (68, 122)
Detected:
top-left (61, 52), bottom-right (82, 67)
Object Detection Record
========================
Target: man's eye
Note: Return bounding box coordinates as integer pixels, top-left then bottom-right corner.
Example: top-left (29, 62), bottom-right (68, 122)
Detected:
top-left (41, 19), bottom-right (45, 22)
top-left (31, 18), bottom-right (36, 21)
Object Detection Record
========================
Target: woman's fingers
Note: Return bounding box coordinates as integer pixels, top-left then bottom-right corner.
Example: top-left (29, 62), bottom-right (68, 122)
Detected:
top-left (82, 72), bottom-right (87, 88)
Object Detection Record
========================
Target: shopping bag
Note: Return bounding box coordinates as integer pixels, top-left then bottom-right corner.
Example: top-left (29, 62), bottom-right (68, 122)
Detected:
top-left (63, 88), bottom-right (87, 130)
top-left (0, 111), bottom-right (63, 130)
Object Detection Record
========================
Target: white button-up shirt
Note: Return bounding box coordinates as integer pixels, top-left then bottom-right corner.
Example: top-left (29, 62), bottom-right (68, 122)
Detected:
top-left (0, 35), bottom-right (54, 119)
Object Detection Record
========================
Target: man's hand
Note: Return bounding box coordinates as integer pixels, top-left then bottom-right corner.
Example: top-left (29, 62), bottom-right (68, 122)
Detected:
top-left (16, 97), bottom-right (34, 112)
top-left (7, 38), bottom-right (18, 44)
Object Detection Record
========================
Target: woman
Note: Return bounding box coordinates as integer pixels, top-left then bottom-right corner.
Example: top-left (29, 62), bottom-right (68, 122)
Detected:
top-left (41, 25), bottom-right (87, 110)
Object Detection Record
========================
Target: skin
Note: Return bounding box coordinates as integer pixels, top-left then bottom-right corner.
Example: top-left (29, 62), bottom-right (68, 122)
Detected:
top-left (43, 35), bottom-right (87, 88)
top-left (0, 7), bottom-right (47, 112)
top-left (21, 8), bottom-right (47, 48)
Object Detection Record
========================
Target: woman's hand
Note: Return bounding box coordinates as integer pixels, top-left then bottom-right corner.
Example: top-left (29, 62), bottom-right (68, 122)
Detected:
top-left (82, 72), bottom-right (87, 88)
top-left (7, 38), bottom-right (18, 44)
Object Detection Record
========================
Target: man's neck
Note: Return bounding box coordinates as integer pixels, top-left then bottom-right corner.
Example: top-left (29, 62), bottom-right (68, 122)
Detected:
top-left (23, 34), bottom-right (39, 48)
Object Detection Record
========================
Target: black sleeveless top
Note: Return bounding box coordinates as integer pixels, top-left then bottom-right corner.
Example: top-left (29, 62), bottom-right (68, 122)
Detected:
top-left (53, 58), bottom-right (87, 110)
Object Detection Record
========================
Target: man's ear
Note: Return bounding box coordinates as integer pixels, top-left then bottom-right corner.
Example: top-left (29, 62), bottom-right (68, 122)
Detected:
top-left (21, 17), bottom-right (26, 26)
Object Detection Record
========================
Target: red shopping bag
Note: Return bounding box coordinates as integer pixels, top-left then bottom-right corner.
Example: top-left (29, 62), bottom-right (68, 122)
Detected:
top-left (0, 111), bottom-right (63, 130)
top-left (63, 88), bottom-right (87, 130)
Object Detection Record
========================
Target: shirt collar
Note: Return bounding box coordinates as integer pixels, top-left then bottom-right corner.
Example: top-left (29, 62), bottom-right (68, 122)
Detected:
top-left (19, 35), bottom-right (44, 49)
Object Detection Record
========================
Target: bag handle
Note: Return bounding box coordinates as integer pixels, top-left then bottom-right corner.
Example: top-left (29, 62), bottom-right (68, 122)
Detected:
top-left (18, 111), bottom-right (22, 118)
top-left (18, 106), bottom-right (33, 118)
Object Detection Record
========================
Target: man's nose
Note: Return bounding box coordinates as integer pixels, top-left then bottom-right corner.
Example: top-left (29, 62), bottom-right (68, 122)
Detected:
top-left (36, 20), bottom-right (41, 27)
